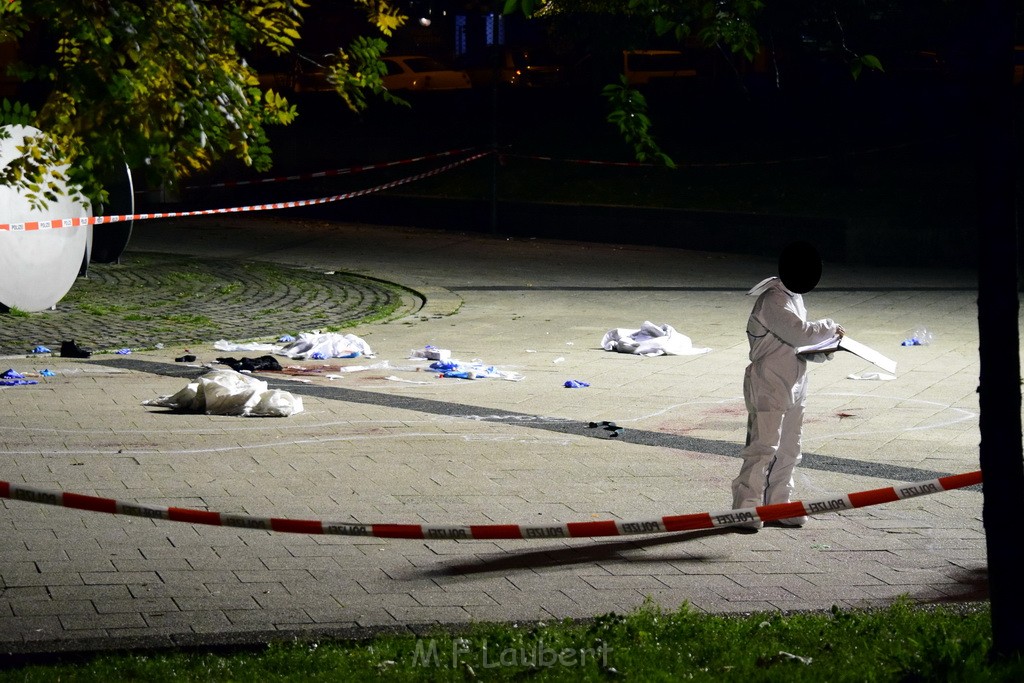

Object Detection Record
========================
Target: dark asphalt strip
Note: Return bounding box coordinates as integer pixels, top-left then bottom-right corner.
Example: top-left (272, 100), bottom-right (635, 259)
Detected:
top-left (94, 357), bottom-right (980, 490)
top-left (448, 286), bottom-right (977, 292)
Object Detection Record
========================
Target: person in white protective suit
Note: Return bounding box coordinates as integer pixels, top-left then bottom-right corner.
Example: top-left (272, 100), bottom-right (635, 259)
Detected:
top-left (731, 242), bottom-right (844, 532)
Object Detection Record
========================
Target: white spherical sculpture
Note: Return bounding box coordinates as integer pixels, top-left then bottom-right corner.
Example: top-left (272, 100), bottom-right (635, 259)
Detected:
top-left (0, 124), bottom-right (93, 312)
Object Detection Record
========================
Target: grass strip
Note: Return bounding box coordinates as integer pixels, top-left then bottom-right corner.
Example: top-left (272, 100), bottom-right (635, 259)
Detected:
top-left (3, 599), bottom-right (1020, 682)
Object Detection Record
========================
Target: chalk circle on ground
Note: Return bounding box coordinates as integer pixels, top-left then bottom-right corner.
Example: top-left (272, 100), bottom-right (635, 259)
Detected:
top-left (0, 124), bottom-right (93, 312)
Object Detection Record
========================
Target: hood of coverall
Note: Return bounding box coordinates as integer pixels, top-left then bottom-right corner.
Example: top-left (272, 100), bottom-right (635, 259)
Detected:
top-left (778, 241), bottom-right (822, 294)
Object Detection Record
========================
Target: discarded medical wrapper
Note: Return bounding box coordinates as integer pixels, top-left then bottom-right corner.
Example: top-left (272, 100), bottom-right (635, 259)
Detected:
top-left (901, 326), bottom-right (934, 346)
top-left (601, 321), bottom-right (711, 356)
top-left (428, 360), bottom-right (524, 381)
top-left (323, 361), bottom-right (392, 375)
top-left (410, 345), bottom-right (451, 361)
top-left (142, 369), bottom-right (304, 417)
top-left (213, 332), bottom-right (374, 360)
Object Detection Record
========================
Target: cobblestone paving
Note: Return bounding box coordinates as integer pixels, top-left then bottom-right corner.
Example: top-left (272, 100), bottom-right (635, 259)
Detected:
top-left (0, 220), bottom-right (989, 656)
top-left (0, 252), bottom-right (420, 355)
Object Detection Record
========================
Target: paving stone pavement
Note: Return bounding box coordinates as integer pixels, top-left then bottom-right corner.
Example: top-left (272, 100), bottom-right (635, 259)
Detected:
top-left (0, 216), bottom-right (990, 657)
top-left (0, 252), bottom-right (417, 356)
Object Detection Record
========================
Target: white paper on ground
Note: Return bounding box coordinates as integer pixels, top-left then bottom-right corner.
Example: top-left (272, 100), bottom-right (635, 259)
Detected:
top-left (213, 339), bottom-right (282, 352)
top-left (847, 372), bottom-right (897, 381)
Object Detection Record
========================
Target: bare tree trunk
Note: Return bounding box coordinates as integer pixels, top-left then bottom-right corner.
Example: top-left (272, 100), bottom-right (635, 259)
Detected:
top-left (974, 0), bottom-right (1024, 660)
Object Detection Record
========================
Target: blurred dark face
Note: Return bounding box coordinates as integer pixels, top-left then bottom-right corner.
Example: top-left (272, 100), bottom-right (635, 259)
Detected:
top-left (778, 242), bottom-right (822, 294)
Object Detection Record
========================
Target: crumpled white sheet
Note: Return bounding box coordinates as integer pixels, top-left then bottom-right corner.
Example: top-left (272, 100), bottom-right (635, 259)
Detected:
top-left (143, 369), bottom-right (304, 417)
top-left (279, 332), bottom-right (374, 360)
top-left (213, 332), bottom-right (374, 360)
top-left (601, 321), bottom-right (711, 356)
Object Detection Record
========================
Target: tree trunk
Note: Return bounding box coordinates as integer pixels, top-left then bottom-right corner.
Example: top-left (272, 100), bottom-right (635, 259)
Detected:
top-left (974, 0), bottom-right (1024, 660)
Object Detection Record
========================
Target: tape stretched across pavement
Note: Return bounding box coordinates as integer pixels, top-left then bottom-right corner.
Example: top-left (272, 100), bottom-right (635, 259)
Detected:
top-left (0, 470), bottom-right (981, 540)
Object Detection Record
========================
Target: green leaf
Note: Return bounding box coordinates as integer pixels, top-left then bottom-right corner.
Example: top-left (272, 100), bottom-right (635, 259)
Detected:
top-left (861, 54), bottom-right (884, 73)
top-left (654, 16), bottom-right (676, 36)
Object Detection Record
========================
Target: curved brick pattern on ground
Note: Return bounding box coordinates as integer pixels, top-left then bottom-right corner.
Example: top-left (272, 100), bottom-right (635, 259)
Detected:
top-left (0, 252), bottom-right (420, 355)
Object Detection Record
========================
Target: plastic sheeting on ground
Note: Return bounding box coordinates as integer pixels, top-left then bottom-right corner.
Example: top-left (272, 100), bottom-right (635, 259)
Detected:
top-left (213, 332), bottom-right (374, 360)
top-left (280, 332), bottom-right (373, 360)
top-left (1, 368), bottom-right (38, 386)
top-left (142, 369), bottom-right (304, 417)
top-left (428, 360), bottom-right (524, 381)
top-left (601, 321), bottom-right (711, 356)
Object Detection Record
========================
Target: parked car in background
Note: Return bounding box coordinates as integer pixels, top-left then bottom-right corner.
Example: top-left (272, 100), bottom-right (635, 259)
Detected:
top-left (382, 55), bottom-right (472, 92)
top-left (623, 50), bottom-right (697, 86)
top-left (462, 47), bottom-right (570, 89)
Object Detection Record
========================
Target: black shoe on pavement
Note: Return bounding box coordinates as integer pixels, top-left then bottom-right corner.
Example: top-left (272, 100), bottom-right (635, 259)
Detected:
top-left (60, 340), bottom-right (92, 358)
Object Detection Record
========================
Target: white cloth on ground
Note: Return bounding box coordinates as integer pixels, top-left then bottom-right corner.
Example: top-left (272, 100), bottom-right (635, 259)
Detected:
top-left (279, 332), bottom-right (374, 359)
top-left (213, 339), bottom-right (279, 352)
top-left (847, 371), bottom-right (897, 381)
top-left (213, 332), bottom-right (374, 360)
top-left (601, 321), bottom-right (710, 356)
top-left (142, 369), bottom-right (304, 417)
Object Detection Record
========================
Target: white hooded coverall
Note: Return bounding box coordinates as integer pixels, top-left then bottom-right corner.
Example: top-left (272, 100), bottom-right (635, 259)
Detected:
top-left (731, 277), bottom-right (840, 512)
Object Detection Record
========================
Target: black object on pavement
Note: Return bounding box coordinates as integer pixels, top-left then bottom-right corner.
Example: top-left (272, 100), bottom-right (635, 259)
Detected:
top-left (215, 355), bottom-right (283, 372)
top-left (60, 340), bottom-right (92, 358)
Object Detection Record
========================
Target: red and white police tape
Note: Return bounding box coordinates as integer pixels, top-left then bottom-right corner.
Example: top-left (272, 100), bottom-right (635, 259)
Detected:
top-left (183, 146), bottom-right (481, 190)
top-left (0, 470), bottom-right (981, 540)
top-left (505, 141), bottom-right (913, 169)
top-left (0, 151), bottom-right (488, 233)
top-left (505, 151), bottom-right (830, 169)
